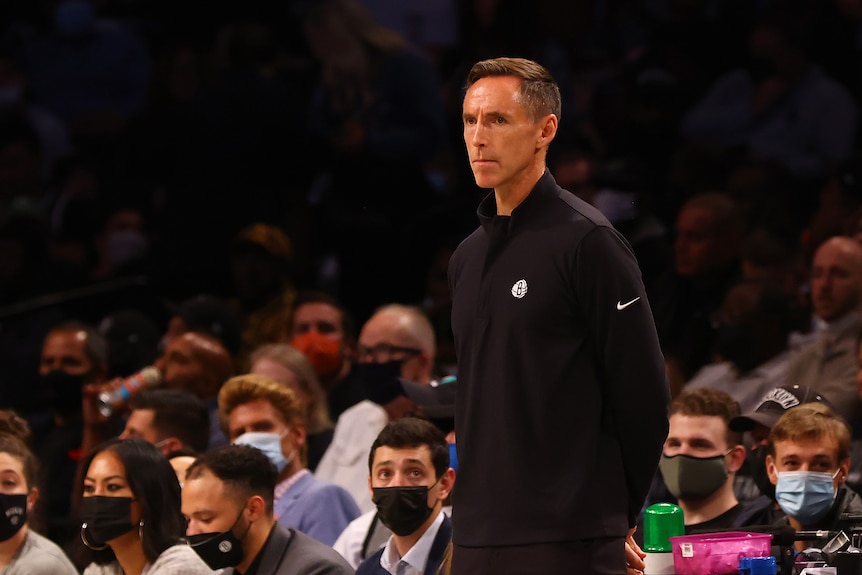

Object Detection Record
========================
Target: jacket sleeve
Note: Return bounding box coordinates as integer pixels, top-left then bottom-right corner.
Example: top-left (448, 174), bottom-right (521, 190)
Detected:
top-left (575, 226), bottom-right (670, 527)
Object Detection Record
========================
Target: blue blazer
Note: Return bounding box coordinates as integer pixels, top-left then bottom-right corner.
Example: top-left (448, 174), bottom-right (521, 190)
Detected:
top-left (355, 515), bottom-right (452, 575)
top-left (274, 471), bottom-right (361, 546)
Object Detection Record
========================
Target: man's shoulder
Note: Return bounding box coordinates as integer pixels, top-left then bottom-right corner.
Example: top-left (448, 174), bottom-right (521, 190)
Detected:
top-left (281, 528), bottom-right (356, 574)
top-left (354, 548), bottom-right (385, 575)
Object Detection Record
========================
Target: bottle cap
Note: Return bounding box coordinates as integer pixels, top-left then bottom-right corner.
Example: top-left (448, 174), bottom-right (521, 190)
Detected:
top-left (738, 555), bottom-right (777, 575)
top-left (643, 503), bottom-right (684, 552)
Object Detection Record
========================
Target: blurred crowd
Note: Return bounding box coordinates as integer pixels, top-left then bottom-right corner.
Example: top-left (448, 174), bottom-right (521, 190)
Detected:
top-left (4, 0), bottom-right (862, 571)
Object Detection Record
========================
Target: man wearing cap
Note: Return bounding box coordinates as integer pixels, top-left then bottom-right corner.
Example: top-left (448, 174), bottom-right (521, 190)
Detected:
top-left (729, 385), bottom-right (832, 502)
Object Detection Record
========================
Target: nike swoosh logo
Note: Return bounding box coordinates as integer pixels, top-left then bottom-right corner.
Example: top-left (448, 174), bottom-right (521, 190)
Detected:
top-left (616, 297), bottom-right (640, 311)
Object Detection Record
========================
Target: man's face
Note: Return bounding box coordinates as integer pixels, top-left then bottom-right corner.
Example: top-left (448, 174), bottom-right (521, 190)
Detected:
top-left (358, 312), bottom-right (425, 382)
top-left (810, 240), bottom-right (862, 321)
top-left (766, 436), bottom-right (848, 490)
top-left (370, 445), bottom-right (443, 510)
top-left (291, 302), bottom-right (345, 346)
top-left (183, 469), bottom-right (244, 536)
top-left (462, 75), bottom-right (549, 191)
top-left (664, 413), bottom-right (730, 458)
top-left (226, 399), bottom-right (296, 457)
top-left (155, 335), bottom-right (209, 393)
top-left (674, 207), bottom-right (731, 278)
top-left (39, 330), bottom-right (93, 376)
top-left (119, 408), bottom-right (160, 445)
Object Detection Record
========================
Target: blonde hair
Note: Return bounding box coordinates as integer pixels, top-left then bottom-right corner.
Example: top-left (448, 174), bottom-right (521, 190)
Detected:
top-left (248, 343), bottom-right (334, 433)
top-left (218, 373), bottom-right (309, 466)
top-left (768, 403), bottom-right (851, 463)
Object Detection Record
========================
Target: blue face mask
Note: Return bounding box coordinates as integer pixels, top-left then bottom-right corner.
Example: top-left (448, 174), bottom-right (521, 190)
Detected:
top-left (775, 469), bottom-right (840, 525)
top-left (234, 430), bottom-right (293, 473)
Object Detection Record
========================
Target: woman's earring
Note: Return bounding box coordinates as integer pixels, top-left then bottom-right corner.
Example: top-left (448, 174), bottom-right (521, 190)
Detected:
top-left (138, 520), bottom-right (144, 541)
top-left (80, 523), bottom-right (108, 550)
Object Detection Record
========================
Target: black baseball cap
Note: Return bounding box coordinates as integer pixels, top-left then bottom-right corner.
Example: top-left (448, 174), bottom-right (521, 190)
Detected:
top-left (729, 385), bottom-right (832, 431)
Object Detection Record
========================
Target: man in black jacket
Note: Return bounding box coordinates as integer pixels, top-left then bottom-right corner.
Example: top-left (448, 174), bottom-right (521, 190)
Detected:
top-left (182, 444), bottom-right (354, 574)
top-left (449, 57), bottom-right (669, 574)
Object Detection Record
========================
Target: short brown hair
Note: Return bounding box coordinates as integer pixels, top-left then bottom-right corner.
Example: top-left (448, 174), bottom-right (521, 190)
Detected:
top-left (218, 373), bottom-right (308, 466)
top-left (768, 403), bottom-right (850, 462)
top-left (465, 57), bottom-right (562, 122)
top-left (669, 388), bottom-right (743, 448)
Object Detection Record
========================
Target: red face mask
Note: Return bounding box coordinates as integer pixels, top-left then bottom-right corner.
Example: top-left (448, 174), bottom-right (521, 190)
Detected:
top-left (290, 332), bottom-right (343, 379)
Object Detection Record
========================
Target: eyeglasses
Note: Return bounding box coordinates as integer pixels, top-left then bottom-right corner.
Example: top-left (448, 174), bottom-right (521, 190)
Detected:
top-left (357, 343), bottom-right (422, 363)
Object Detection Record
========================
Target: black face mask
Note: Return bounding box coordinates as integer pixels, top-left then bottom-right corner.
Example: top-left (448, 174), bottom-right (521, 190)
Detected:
top-left (0, 493), bottom-right (27, 542)
top-left (357, 361), bottom-right (405, 406)
top-left (749, 445), bottom-right (776, 500)
top-left (188, 510), bottom-right (248, 570)
top-left (41, 370), bottom-right (87, 414)
top-left (372, 481), bottom-right (436, 536)
top-left (80, 496), bottom-right (134, 547)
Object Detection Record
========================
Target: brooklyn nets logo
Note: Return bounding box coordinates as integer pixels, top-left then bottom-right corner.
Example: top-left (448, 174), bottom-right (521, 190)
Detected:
top-left (511, 279), bottom-right (528, 299)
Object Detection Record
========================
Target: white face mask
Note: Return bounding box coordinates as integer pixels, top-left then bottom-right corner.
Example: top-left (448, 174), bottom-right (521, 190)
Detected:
top-left (233, 429), bottom-right (294, 473)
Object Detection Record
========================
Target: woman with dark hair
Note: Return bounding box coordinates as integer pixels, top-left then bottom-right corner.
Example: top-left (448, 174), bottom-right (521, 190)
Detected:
top-left (0, 433), bottom-right (78, 574)
top-left (78, 438), bottom-right (211, 574)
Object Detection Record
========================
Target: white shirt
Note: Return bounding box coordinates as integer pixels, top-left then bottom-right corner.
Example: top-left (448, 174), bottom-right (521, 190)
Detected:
top-left (379, 511), bottom-right (445, 575)
top-left (333, 506), bottom-right (453, 569)
top-left (315, 400), bottom-right (388, 514)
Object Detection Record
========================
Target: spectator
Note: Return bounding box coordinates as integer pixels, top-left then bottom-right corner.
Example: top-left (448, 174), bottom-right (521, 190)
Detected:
top-left (248, 342), bottom-right (334, 471)
top-left (683, 278), bottom-right (797, 414)
top-left (356, 417), bottom-right (455, 575)
top-left (766, 403), bottom-right (862, 551)
top-left (77, 437), bottom-right (211, 574)
top-left (640, 388), bottom-right (774, 539)
top-left (729, 385), bottom-right (833, 501)
top-left (784, 235), bottom-right (862, 428)
top-left (183, 444), bottom-right (354, 574)
top-left (315, 303), bottom-right (438, 513)
top-left (118, 388), bottom-right (210, 456)
top-left (219, 373), bottom-right (360, 546)
top-left (289, 290), bottom-right (365, 420)
top-left (33, 319), bottom-right (109, 547)
top-left (652, 192), bottom-right (745, 394)
top-left (0, 433), bottom-right (78, 574)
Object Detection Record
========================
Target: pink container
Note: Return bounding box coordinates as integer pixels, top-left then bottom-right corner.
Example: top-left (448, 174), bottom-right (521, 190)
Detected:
top-left (669, 531), bottom-right (773, 575)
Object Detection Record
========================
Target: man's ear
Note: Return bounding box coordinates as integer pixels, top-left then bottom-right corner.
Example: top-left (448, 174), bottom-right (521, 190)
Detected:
top-left (765, 454), bottom-right (778, 486)
top-left (537, 114), bottom-right (558, 148)
top-left (245, 494), bottom-right (267, 523)
top-left (160, 437), bottom-right (183, 456)
top-left (290, 423), bottom-right (307, 448)
top-left (839, 458), bottom-right (851, 485)
top-left (727, 444), bottom-right (747, 474)
top-left (436, 468), bottom-right (456, 502)
top-left (26, 487), bottom-right (38, 513)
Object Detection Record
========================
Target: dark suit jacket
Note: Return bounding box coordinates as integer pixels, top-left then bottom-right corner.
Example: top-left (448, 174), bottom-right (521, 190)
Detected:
top-left (355, 515), bottom-right (452, 575)
top-left (220, 523), bottom-right (355, 575)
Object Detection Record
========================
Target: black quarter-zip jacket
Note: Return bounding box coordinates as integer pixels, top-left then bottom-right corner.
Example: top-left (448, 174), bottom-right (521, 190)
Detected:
top-left (448, 169), bottom-right (670, 546)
